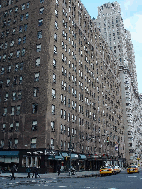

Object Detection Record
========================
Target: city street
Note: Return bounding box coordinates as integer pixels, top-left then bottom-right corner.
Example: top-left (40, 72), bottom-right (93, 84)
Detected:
top-left (0, 169), bottom-right (142, 189)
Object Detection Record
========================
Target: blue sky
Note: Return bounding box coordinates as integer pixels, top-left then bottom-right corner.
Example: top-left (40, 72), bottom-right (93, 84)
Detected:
top-left (81, 0), bottom-right (142, 94)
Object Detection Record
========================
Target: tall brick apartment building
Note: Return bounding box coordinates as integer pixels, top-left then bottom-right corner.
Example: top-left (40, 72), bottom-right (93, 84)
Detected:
top-left (0, 0), bottom-right (125, 172)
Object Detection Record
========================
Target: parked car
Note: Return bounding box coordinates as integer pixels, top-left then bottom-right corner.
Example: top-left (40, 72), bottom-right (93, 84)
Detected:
top-left (127, 165), bottom-right (139, 173)
top-left (100, 166), bottom-right (114, 176)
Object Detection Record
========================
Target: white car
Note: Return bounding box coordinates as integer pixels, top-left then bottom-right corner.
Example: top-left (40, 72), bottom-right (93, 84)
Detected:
top-left (113, 166), bottom-right (121, 173)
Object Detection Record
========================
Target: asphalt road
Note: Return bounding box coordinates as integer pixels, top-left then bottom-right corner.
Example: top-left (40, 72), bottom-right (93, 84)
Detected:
top-left (0, 170), bottom-right (142, 189)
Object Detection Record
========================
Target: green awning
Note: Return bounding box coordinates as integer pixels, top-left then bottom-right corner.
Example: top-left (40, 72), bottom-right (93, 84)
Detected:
top-left (71, 154), bottom-right (78, 159)
top-left (62, 153), bottom-right (69, 157)
top-left (55, 155), bottom-right (64, 160)
top-left (0, 151), bottom-right (19, 157)
top-left (79, 154), bottom-right (87, 160)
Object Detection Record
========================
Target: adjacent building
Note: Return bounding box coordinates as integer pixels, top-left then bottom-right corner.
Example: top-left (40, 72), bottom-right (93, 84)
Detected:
top-left (96, 1), bottom-right (141, 165)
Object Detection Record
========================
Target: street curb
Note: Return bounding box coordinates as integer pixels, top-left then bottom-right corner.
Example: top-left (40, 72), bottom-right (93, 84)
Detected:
top-left (0, 173), bottom-right (100, 179)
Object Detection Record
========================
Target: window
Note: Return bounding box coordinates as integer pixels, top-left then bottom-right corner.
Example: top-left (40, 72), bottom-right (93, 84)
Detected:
top-left (38, 31), bottom-right (42, 39)
top-left (53, 73), bottom-right (56, 83)
top-left (21, 48), bottom-right (25, 56)
top-left (27, 2), bottom-right (30, 8)
top-left (12, 28), bottom-right (16, 35)
top-left (55, 21), bottom-right (58, 29)
top-left (52, 89), bottom-right (56, 99)
top-left (15, 122), bottom-right (19, 131)
top-left (24, 24), bottom-right (28, 31)
top-left (20, 14), bottom-right (24, 21)
top-left (4, 93), bottom-right (8, 101)
top-left (39, 19), bottom-right (43, 26)
top-left (33, 88), bottom-right (38, 97)
top-left (7, 66), bottom-right (11, 73)
top-left (2, 124), bottom-right (6, 132)
top-left (15, 7), bottom-right (18, 13)
top-left (68, 127), bottom-right (70, 136)
top-left (51, 138), bottom-right (54, 147)
top-left (16, 105), bottom-right (20, 115)
top-left (10, 123), bottom-right (14, 132)
top-left (61, 109), bottom-right (63, 118)
top-left (54, 45), bottom-right (57, 54)
top-left (19, 76), bottom-right (23, 84)
top-left (17, 91), bottom-right (22, 100)
top-left (6, 78), bottom-right (10, 86)
top-left (1, 67), bottom-right (4, 74)
top-left (10, 40), bottom-right (14, 47)
top-left (23, 36), bottom-right (26, 43)
top-left (1, 140), bottom-right (4, 147)
top-left (25, 13), bottom-right (29, 19)
top-left (64, 110), bottom-right (66, 119)
top-left (35, 73), bottom-right (40, 82)
top-left (19, 26), bottom-right (22, 33)
top-left (52, 105), bottom-right (55, 114)
top-left (54, 33), bottom-right (57, 41)
top-left (51, 121), bottom-right (55, 131)
top-left (32, 120), bottom-right (37, 131)
top-left (18, 38), bottom-right (22, 45)
top-left (13, 76), bottom-right (17, 85)
top-left (8, 139), bottom-right (12, 148)
top-left (36, 58), bottom-right (40, 66)
top-left (3, 108), bottom-right (7, 116)
top-left (14, 139), bottom-right (18, 147)
top-left (12, 92), bottom-right (16, 101)
top-left (11, 107), bottom-right (15, 115)
top-left (31, 138), bottom-right (37, 148)
top-left (21, 4), bottom-right (25, 10)
top-left (61, 124), bottom-right (63, 133)
top-left (55, 9), bottom-right (58, 17)
top-left (40, 7), bottom-right (44, 14)
top-left (53, 59), bottom-right (56, 68)
top-left (17, 50), bottom-right (20, 57)
top-left (15, 63), bottom-right (18, 71)
top-left (37, 44), bottom-right (41, 52)
top-left (32, 103), bottom-right (38, 113)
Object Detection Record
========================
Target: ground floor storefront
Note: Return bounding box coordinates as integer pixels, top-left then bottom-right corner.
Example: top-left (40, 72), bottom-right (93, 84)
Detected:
top-left (0, 150), bottom-right (126, 173)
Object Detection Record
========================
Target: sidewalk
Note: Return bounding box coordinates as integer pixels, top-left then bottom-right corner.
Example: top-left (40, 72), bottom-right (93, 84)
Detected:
top-left (0, 171), bottom-right (100, 179)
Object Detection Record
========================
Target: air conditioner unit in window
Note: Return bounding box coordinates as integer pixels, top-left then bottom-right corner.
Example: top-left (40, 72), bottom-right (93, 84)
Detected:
top-left (52, 128), bottom-right (55, 132)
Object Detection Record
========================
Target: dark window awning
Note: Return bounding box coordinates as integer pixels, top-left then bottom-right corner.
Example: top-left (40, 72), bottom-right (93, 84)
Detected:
top-left (0, 151), bottom-right (19, 157)
top-left (47, 155), bottom-right (54, 160)
top-left (79, 154), bottom-right (87, 160)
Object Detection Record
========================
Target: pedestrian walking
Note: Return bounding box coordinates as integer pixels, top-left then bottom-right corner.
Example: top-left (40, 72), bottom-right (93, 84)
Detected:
top-left (11, 165), bottom-right (17, 180)
top-left (26, 166), bottom-right (31, 178)
top-left (57, 163), bottom-right (61, 176)
top-left (32, 166), bottom-right (36, 178)
top-left (37, 167), bottom-right (40, 178)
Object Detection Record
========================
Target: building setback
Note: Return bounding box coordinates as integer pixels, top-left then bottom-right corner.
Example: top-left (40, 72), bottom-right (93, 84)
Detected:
top-left (0, 0), bottom-right (125, 173)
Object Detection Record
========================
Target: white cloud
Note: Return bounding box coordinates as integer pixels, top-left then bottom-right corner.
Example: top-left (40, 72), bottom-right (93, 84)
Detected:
top-left (124, 0), bottom-right (135, 10)
top-left (124, 14), bottom-right (142, 43)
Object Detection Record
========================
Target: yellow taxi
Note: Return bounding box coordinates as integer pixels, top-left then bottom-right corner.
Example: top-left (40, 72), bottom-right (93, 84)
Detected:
top-left (100, 166), bottom-right (114, 176)
top-left (127, 165), bottom-right (139, 173)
